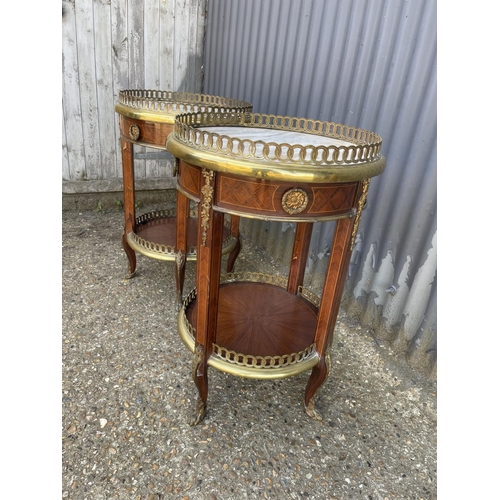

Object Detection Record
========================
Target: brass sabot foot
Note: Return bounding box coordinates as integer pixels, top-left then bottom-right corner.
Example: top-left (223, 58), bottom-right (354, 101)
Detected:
top-left (304, 396), bottom-right (323, 421)
top-left (190, 397), bottom-right (207, 426)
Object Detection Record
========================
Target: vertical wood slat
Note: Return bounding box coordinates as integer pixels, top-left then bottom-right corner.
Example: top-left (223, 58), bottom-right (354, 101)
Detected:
top-left (62, 107), bottom-right (70, 181)
top-left (174, 0), bottom-right (189, 90)
top-left (128, 1), bottom-right (146, 180)
top-left (144, 0), bottom-right (161, 179)
top-left (62, 0), bottom-right (85, 180)
top-left (159, 0), bottom-right (176, 181)
top-left (161, 0), bottom-right (175, 90)
top-left (188, 0), bottom-right (205, 90)
top-left (62, 0), bottom-right (207, 185)
top-left (94, 0), bottom-right (119, 180)
top-left (110, 0), bottom-right (129, 180)
top-left (75, 0), bottom-right (101, 180)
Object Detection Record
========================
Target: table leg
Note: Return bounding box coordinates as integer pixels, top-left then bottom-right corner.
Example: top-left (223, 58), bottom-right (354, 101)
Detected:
top-left (121, 137), bottom-right (136, 278)
top-left (175, 191), bottom-right (189, 309)
top-left (304, 216), bottom-right (355, 420)
top-left (226, 215), bottom-right (241, 272)
top-left (287, 222), bottom-right (313, 295)
top-left (191, 344), bottom-right (208, 426)
top-left (191, 170), bottom-right (225, 425)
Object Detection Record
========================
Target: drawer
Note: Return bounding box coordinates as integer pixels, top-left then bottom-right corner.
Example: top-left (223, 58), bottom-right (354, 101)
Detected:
top-left (215, 173), bottom-right (358, 219)
top-left (119, 116), bottom-right (174, 148)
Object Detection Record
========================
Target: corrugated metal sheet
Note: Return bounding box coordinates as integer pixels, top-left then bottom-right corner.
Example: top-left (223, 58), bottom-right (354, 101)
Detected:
top-left (203, 0), bottom-right (437, 376)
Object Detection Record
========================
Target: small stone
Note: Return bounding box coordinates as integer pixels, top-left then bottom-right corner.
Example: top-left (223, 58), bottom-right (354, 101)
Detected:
top-left (108, 447), bottom-right (116, 455)
top-left (99, 418), bottom-right (107, 428)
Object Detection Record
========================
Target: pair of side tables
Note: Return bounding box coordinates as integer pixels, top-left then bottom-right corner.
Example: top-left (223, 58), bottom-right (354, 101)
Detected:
top-left (115, 90), bottom-right (385, 425)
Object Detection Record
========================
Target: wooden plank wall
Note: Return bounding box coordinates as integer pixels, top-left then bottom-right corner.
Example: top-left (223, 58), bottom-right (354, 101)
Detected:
top-left (62, 0), bottom-right (207, 194)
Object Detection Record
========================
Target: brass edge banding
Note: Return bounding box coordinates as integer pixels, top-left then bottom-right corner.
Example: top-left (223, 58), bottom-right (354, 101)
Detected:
top-left (168, 112), bottom-right (385, 183)
top-left (127, 233), bottom-right (237, 262)
top-left (119, 133), bottom-right (169, 150)
top-left (167, 135), bottom-right (386, 184)
top-left (125, 210), bottom-right (238, 261)
top-left (222, 271), bottom-right (289, 288)
top-left (115, 88), bottom-right (252, 124)
top-left (126, 232), bottom-right (194, 261)
top-left (209, 351), bottom-right (320, 380)
top-left (212, 205), bottom-right (356, 223)
top-left (177, 289), bottom-right (197, 353)
top-left (212, 343), bottom-right (317, 368)
top-left (176, 184), bottom-right (201, 204)
top-left (176, 275), bottom-right (322, 380)
top-left (116, 90), bottom-right (252, 110)
top-left (115, 103), bottom-right (177, 124)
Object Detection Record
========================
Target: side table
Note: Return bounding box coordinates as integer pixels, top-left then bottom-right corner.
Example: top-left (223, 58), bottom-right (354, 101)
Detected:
top-left (115, 90), bottom-right (252, 303)
top-left (167, 112), bottom-right (386, 425)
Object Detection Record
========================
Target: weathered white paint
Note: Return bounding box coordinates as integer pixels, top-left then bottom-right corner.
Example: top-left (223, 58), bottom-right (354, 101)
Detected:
top-left (352, 244), bottom-right (376, 300)
top-left (351, 231), bottom-right (436, 345)
top-left (401, 231), bottom-right (437, 341)
top-left (62, 1), bottom-right (85, 181)
top-left (62, 0), bottom-right (207, 190)
top-left (383, 255), bottom-right (412, 329)
top-left (371, 251), bottom-right (395, 307)
top-left (95, 0), bottom-right (119, 180)
top-left (75, 0), bottom-right (101, 180)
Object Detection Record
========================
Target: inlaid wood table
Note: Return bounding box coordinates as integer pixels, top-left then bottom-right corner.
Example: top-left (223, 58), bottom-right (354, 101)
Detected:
top-left (115, 90), bottom-right (252, 303)
top-left (166, 112), bottom-right (386, 425)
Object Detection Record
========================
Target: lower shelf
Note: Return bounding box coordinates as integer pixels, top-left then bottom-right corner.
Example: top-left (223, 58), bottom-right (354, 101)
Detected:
top-left (126, 208), bottom-right (237, 261)
top-left (178, 272), bottom-right (321, 379)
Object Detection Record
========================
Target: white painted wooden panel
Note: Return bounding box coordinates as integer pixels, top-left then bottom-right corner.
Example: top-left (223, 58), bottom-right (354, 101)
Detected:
top-left (62, 1), bottom-right (86, 181)
top-left (62, 0), bottom-right (207, 190)
top-left (94, 0), bottom-right (119, 180)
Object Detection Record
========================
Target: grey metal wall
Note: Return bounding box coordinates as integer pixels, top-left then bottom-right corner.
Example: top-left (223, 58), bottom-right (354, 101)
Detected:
top-left (203, 0), bottom-right (437, 376)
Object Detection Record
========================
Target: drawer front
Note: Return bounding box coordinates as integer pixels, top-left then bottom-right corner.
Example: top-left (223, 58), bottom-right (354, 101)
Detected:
top-left (119, 116), bottom-right (173, 148)
top-left (177, 161), bottom-right (202, 199)
top-left (215, 173), bottom-right (358, 219)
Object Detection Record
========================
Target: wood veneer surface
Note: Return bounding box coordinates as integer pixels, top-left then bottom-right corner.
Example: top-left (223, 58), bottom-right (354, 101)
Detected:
top-left (186, 282), bottom-right (318, 357)
top-left (136, 217), bottom-right (231, 247)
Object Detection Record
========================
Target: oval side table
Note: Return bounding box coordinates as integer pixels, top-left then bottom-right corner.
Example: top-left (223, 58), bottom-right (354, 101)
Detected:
top-left (167, 112), bottom-right (386, 425)
top-left (115, 90), bottom-right (252, 304)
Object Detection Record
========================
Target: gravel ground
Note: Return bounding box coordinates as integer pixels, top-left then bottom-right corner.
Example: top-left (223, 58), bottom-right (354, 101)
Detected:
top-left (62, 208), bottom-right (437, 500)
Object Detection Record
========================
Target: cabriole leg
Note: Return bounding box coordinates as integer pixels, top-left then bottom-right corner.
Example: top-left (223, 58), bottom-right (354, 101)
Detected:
top-left (304, 352), bottom-right (331, 421)
top-left (190, 344), bottom-right (208, 426)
